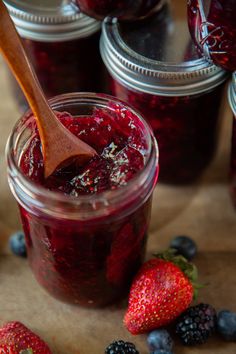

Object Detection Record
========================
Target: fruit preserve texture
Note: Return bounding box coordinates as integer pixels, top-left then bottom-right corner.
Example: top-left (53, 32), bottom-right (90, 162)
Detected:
top-left (19, 104), bottom-right (152, 306)
top-left (11, 34), bottom-right (104, 112)
top-left (73, 0), bottom-right (163, 20)
top-left (188, 0), bottom-right (236, 71)
top-left (111, 79), bottom-right (224, 183)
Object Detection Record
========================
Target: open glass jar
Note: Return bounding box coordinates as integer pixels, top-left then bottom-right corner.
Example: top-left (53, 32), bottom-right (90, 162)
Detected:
top-left (229, 73), bottom-right (236, 206)
top-left (100, 1), bottom-right (228, 184)
top-left (4, 0), bottom-right (104, 112)
top-left (6, 93), bottom-right (159, 307)
top-left (187, 0), bottom-right (236, 71)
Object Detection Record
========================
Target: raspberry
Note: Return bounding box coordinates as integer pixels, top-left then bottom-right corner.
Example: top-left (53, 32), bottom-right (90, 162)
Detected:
top-left (105, 340), bottom-right (139, 353)
top-left (176, 303), bottom-right (217, 345)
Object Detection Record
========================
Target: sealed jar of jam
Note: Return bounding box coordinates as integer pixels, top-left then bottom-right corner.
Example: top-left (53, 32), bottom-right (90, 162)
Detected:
top-left (229, 73), bottom-right (236, 206)
top-left (4, 0), bottom-right (104, 112)
top-left (100, 1), bottom-right (228, 184)
top-left (6, 93), bottom-right (159, 307)
top-left (73, 0), bottom-right (166, 21)
top-left (187, 0), bottom-right (236, 71)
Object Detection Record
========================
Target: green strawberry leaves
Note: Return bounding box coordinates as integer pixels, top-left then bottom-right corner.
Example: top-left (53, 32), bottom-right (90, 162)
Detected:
top-left (20, 349), bottom-right (34, 354)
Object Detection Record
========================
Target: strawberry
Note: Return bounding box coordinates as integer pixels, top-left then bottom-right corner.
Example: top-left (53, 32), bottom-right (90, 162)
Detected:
top-left (124, 250), bottom-right (199, 334)
top-left (0, 322), bottom-right (52, 354)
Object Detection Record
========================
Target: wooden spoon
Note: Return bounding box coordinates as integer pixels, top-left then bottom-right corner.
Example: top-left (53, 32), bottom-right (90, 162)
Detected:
top-left (0, 0), bottom-right (97, 178)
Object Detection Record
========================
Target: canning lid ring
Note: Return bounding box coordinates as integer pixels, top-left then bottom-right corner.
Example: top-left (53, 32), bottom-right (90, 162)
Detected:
top-left (100, 19), bottom-right (229, 97)
top-left (4, 0), bottom-right (100, 41)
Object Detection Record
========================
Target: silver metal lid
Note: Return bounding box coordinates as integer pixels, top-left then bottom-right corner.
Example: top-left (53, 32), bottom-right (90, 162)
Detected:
top-left (4, 0), bottom-right (100, 41)
top-left (228, 73), bottom-right (236, 115)
top-left (100, 2), bottom-right (228, 96)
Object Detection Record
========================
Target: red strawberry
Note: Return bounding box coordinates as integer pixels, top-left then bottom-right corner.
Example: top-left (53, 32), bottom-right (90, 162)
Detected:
top-left (124, 250), bottom-right (198, 334)
top-left (0, 322), bottom-right (52, 354)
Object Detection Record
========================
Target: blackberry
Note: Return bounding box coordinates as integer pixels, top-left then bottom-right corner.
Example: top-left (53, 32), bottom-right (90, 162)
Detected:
top-left (176, 303), bottom-right (217, 345)
top-left (105, 340), bottom-right (139, 354)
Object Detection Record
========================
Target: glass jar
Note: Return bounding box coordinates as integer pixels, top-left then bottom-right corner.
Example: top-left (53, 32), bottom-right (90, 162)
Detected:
top-left (187, 0), bottom-right (236, 71)
top-left (229, 73), bottom-right (236, 206)
top-left (4, 0), bottom-right (104, 112)
top-left (100, 1), bottom-right (228, 184)
top-left (6, 93), bottom-right (159, 307)
top-left (73, 0), bottom-right (166, 21)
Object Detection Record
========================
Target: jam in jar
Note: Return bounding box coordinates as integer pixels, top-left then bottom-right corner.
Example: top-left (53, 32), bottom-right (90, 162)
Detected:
top-left (5, 0), bottom-right (104, 112)
top-left (229, 73), bottom-right (236, 206)
top-left (6, 93), bottom-right (158, 307)
top-left (100, 1), bottom-right (228, 184)
top-left (187, 0), bottom-right (236, 71)
top-left (73, 0), bottom-right (166, 21)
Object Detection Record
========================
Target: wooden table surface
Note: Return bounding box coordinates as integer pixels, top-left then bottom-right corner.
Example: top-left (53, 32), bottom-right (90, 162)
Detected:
top-left (0, 35), bottom-right (236, 354)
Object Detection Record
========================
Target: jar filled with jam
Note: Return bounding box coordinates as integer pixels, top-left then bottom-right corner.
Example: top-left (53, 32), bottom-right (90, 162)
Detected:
top-left (6, 93), bottom-right (159, 306)
top-left (187, 0), bottom-right (236, 71)
top-left (4, 0), bottom-right (104, 111)
top-left (100, 1), bottom-right (228, 184)
top-left (229, 73), bottom-right (236, 206)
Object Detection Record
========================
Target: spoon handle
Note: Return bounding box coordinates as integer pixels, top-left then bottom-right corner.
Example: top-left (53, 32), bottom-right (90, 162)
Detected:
top-left (0, 1), bottom-right (58, 137)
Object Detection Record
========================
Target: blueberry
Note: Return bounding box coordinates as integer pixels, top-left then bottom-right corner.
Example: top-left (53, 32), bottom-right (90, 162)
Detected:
top-left (147, 330), bottom-right (173, 352)
top-left (9, 231), bottom-right (27, 257)
top-left (170, 235), bottom-right (197, 260)
top-left (217, 310), bottom-right (236, 341)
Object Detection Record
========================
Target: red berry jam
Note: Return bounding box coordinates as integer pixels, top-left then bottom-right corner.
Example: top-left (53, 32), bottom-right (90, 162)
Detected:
top-left (9, 94), bottom-right (158, 306)
top-left (111, 80), bottom-right (224, 183)
top-left (27, 35), bottom-right (103, 98)
top-left (20, 107), bottom-right (147, 192)
top-left (5, 0), bottom-right (104, 112)
top-left (73, 0), bottom-right (164, 20)
top-left (188, 0), bottom-right (236, 71)
top-left (11, 34), bottom-right (104, 112)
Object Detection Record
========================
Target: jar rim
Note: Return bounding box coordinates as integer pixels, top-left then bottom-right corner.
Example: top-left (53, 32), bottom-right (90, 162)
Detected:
top-left (6, 92), bottom-right (159, 220)
top-left (100, 16), bottom-right (228, 96)
top-left (4, 0), bottom-right (100, 41)
top-left (228, 73), bottom-right (236, 115)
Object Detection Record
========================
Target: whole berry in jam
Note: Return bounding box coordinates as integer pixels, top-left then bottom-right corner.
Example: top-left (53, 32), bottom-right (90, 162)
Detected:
top-left (176, 303), bottom-right (217, 345)
top-left (170, 236), bottom-right (197, 261)
top-left (124, 250), bottom-right (197, 334)
top-left (217, 310), bottom-right (236, 341)
top-left (147, 329), bottom-right (173, 352)
top-left (105, 340), bottom-right (139, 354)
top-left (9, 231), bottom-right (27, 257)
